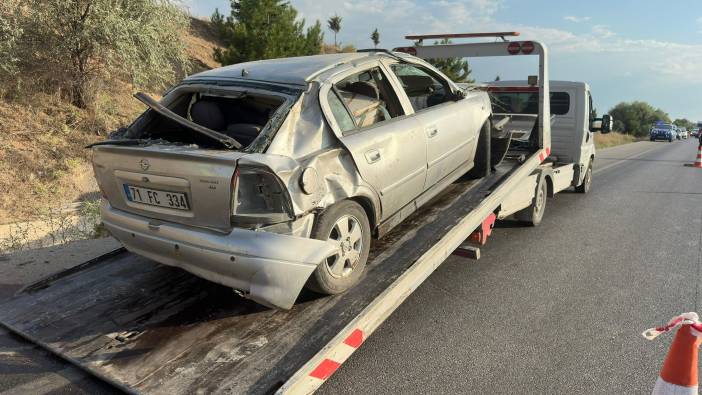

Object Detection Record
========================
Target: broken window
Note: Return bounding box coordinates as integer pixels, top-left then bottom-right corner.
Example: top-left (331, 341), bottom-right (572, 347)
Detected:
top-left (329, 67), bottom-right (404, 131)
top-left (130, 90), bottom-right (286, 149)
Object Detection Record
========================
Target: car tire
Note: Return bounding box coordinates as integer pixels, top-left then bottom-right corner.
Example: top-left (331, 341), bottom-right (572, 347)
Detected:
top-left (575, 162), bottom-right (593, 194)
top-left (306, 200), bottom-right (371, 295)
top-left (515, 175), bottom-right (547, 226)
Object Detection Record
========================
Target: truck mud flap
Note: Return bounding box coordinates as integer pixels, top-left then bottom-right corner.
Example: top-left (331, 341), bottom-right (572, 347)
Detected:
top-left (0, 161), bottom-right (521, 394)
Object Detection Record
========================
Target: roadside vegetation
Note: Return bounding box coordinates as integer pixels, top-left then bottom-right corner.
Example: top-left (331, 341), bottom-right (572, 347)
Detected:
top-left (594, 132), bottom-right (638, 149)
top-left (0, 1), bottom-right (225, 252)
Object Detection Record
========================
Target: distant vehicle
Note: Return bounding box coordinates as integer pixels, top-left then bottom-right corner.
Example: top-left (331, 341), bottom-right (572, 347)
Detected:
top-left (692, 128), bottom-right (700, 138)
top-left (650, 123), bottom-right (675, 142)
top-left (679, 127), bottom-right (688, 139)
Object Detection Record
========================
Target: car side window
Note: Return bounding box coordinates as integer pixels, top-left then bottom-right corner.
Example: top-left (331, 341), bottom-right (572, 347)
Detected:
top-left (327, 90), bottom-right (356, 133)
top-left (327, 67), bottom-right (404, 132)
top-left (390, 63), bottom-right (451, 112)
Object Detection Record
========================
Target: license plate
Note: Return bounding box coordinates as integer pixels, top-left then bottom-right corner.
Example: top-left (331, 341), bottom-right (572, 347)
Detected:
top-left (124, 185), bottom-right (190, 210)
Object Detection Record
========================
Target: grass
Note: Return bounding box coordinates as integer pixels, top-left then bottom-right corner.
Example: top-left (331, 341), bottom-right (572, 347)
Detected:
top-left (594, 132), bottom-right (639, 149)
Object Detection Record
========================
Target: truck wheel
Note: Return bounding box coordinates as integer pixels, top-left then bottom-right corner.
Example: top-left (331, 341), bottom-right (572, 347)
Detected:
top-left (575, 162), bottom-right (593, 193)
top-left (306, 200), bottom-right (371, 295)
top-left (515, 176), bottom-right (547, 226)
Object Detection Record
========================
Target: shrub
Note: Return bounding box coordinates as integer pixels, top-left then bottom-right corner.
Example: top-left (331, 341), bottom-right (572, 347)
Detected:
top-left (3, 0), bottom-right (191, 108)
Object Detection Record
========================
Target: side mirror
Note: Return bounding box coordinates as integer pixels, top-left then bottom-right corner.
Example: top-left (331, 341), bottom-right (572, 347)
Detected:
top-left (601, 114), bottom-right (613, 134)
top-left (590, 114), bottom-right (613, 134)
top-left (451, 89), bottom-right (466, 101)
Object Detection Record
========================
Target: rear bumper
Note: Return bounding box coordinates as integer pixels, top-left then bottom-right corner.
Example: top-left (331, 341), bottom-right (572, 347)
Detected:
top-left (101, 201), bottom-right (337, 309)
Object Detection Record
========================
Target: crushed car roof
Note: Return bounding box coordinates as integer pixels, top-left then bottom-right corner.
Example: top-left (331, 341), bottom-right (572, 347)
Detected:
top-left (186, 53), bottom-right (370, 86)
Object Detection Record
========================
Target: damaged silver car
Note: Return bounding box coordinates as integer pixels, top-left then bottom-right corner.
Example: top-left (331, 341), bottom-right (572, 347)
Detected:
top-left (91, 51), bottom-right (505, 309)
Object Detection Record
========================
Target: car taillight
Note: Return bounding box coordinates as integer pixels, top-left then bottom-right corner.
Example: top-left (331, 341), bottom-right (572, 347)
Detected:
top-left (230, 166), bottom-right (293, 227)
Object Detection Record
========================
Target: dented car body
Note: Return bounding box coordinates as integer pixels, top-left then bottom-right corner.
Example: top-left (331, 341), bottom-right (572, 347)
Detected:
top-left (92, 52), bottom-right (493, 309)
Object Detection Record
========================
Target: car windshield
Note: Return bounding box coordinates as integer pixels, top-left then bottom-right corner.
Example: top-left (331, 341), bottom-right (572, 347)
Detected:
top-left (655, 124), bottom-right (672, 130)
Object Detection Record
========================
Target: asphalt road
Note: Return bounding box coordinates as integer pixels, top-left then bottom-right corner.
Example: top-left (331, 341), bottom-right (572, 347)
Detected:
top-left (321, 139), bottom-right (702, 394)
top-left (0, 139), bottom-right (700, 394)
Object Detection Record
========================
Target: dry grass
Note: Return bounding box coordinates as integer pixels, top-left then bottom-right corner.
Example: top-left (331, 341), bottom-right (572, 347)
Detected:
top-left (594, 132), bottom-right (639, 149)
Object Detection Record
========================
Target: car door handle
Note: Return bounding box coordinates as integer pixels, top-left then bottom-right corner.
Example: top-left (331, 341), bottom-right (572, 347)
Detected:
top-left (365, 149), bottom-right (381, 164)
top-left (426, 127), bottom-right (439, 138)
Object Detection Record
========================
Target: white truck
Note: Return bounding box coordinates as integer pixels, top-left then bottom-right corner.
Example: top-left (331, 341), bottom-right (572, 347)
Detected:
top-left (0, 33), bottom-right (611, 394)
top-left (488, 80), bottom-right (611, 208)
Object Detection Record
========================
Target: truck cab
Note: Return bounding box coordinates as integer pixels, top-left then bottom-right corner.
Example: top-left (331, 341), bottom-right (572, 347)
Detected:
top-left (487, 80), bottom-right (610, 191)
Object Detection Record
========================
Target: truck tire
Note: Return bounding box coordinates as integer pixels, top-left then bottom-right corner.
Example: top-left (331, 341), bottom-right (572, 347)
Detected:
top-left (306, 200), bottom-right (371, 295)
top-left (575, 162), bottom-right (593, 193)
top-left (467, 121), bottom-right (491, 179)
top-left (515, 176), bottom-right (547, 226)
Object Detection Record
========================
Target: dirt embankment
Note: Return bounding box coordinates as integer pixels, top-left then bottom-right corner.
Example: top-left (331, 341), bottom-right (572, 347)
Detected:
top-left (0, 17), bottom-right (222, 224)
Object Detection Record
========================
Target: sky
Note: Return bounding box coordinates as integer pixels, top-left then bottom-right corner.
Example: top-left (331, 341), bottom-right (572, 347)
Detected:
top-left (184, 0), bottom-right (702, 121)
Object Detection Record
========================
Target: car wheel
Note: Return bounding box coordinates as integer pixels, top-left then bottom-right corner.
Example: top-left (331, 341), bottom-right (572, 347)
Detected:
top-left (306, 200), bottom-right (371, 295)
top-left (515, 176), bottom-right (548, 226)
top-left (575, 162), bottom-right (592, 193)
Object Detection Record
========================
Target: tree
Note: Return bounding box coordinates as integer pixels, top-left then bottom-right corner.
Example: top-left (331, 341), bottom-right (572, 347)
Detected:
top-left (673, 118), bottom-right (695, 130)
top-left (371, 28), bottom-right (380, 48)
top-left (0, 0), bottom-right (21, 85)
top-left (327, 14), bottom-right (342, 50)
top-left (6, 0), bottom-right (190, 108)
top-left (494, 75), bottom-right (501, 81)
top-left (608, 101), bottom-right (671, 136)
top-left (425, 39), bottom-right (474, 83)
top-left (212, 0), bottom-right (323, 65)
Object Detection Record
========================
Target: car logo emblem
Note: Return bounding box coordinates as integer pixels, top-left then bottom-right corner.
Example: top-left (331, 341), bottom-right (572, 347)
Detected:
top-left (139, 159), bottom-right (150, 171)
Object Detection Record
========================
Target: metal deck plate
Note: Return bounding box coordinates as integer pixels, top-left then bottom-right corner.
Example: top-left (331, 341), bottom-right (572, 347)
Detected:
top-left (0, 166), bottom-right (513, 394)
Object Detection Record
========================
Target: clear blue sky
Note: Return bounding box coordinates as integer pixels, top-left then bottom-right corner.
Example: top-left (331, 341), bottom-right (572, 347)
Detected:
top-left (185, 0), bottom-right (702, 121)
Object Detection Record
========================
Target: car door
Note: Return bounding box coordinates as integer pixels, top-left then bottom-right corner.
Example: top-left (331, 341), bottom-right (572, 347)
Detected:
top-left (320, 64), bottom-right (428, 220)
top-left (386, 62), bottom-right (478, 189)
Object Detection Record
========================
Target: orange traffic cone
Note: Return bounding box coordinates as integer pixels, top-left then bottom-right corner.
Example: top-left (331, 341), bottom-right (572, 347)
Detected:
top-left (694, 145), bottom-right (702, 168)
top-left (643, 312), bottom-right (702, 394)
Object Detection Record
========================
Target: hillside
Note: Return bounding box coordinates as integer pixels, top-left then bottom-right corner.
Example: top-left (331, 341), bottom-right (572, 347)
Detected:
top-left (0, 17), bottom-right (222, 224)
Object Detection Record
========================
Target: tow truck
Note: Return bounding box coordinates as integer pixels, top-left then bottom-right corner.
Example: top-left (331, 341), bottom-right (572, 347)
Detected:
top-left (0, 33), bottom-right (610, 394)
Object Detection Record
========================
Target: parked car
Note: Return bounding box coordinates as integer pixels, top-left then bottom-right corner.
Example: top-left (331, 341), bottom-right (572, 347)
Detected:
top-left (90, 52), bottom-right (505, 309)
top-left (650, 123), bottom-right (675, 142)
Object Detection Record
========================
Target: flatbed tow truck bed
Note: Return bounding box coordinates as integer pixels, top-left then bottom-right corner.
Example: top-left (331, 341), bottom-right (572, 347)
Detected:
top-left (0, 35), bottom-right (558, 394)
top-left (0, 159), bottom-right (531, 394)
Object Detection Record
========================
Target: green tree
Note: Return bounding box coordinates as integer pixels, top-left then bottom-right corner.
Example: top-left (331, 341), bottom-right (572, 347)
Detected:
top-left (6, 0), bottom-right (190, 108)
top-left (213, 0), bottom-right (323, 65)
top-left (327, 14), bottom-right (342, 50)
top-left (0, 0), bottom-right (21, 84)
top-left (425, 39), bottom-right (474, 83)
top-left (609, 101), bottom-right (671, 136)
top-left (371, 28), bottom-right (380, 48)
top-left (673, 118), bottom-right (695, 130)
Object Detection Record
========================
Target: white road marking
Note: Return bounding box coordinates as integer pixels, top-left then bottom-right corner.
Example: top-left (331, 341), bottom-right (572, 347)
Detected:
top-left (594, 144), bottom-right (667, 175)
